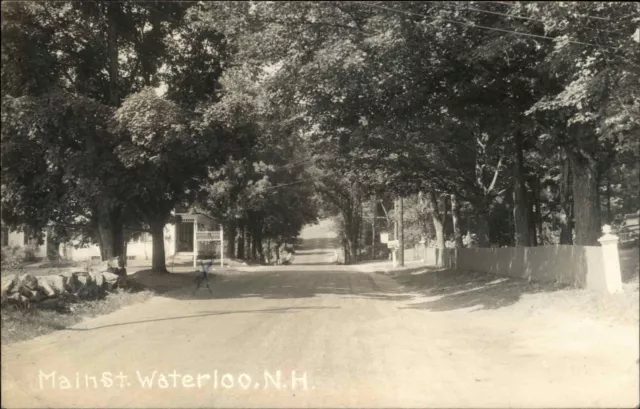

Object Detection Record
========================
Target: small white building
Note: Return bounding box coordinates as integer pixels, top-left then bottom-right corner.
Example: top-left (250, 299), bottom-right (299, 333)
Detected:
top-left (1, 210), bottom-right (222, 263)
top-left (2, 225), bottom-right (48, 259)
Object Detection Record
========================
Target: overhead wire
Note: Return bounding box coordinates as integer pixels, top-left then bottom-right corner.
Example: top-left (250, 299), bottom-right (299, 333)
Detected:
top-left (421, 1), bottom-right (622, 36)
top-left (485, 1), bottom-right (612, 21)
top-left (352, 2), bottom-right (617, 49)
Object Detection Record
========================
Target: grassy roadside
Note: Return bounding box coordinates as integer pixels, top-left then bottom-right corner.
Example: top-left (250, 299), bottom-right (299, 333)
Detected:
top-left (0, 267), bottom-right (207, 345)
top-left (1, 288), bottom-right (154, 345)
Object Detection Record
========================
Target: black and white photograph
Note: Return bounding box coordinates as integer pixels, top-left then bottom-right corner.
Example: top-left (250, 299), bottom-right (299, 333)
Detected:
top-left (1, 1), bottom-right (639, 408)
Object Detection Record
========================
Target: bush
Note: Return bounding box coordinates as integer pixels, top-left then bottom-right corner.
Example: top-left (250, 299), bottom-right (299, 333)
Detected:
top-left (47, 241), bottom-right (61, 262)
top-left (1, 246), bottom-right (26, 272)
top-left (0, 245), bottom-right (40, 273)
top-left (23, 245), bottom-right (38, 262)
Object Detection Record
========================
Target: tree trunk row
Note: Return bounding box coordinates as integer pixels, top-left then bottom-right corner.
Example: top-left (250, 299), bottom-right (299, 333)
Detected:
top-left (513, 130), bottom-right (532, 247)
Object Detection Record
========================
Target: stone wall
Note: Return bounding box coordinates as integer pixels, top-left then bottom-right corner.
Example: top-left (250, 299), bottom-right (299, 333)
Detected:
top-left (1, 259), bottom-right (128, 310)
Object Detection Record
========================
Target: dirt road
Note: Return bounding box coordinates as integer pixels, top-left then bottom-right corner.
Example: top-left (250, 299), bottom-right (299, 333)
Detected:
top-left (2, 263), bottom-right (638, 408)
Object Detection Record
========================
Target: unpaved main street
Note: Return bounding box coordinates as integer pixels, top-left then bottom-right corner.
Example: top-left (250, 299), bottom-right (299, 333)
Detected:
top-left (2, 239), bottom-right (638, 408)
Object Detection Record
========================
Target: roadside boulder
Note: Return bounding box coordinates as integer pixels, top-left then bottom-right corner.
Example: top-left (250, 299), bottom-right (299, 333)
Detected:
top-left (61, 272), bottom-right (81, 293)
top-left (36, 277), bottom-right (56, 297)
top-left (77, 274), bottom-right (94, 287)
top-left (90, 272), bottom-right (105, 289)
top-left (18, 274), bottom-right (39, 291)
top-left (102, 272), bottom-right (120, 291)
top-left (19, 288), bottom-right (42, 302)
top-left (36, 275), bottom-right (68, 297)
top-left (49, 275), bottom-right (68, 294)
top-left (1, 274), bottom-right (18, 297)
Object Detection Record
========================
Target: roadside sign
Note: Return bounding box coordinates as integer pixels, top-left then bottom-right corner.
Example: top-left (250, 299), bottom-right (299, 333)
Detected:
top-left (380, 233), bottom-right (389, 244)
top-left (387, 240), bottom-right (399, 249)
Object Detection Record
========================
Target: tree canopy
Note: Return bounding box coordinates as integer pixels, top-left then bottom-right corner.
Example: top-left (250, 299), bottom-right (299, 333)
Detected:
top-left (2, 1), bottom-right (638, 267)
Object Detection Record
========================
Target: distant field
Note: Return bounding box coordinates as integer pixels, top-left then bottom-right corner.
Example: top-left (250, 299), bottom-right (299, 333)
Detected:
top-left (297, 237), bottom-right (341, 250)
top-left (298, 218), bottom-right (338, 240)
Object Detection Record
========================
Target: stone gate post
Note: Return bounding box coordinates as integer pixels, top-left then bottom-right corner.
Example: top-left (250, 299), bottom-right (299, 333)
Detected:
top-left (419, 238), bottom-right (426, 262)
top-left (597, 225), bottom-right (623, 294)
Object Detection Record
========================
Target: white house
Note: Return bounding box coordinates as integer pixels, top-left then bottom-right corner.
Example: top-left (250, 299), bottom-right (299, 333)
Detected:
top-left (1, 209), bottom-right (222, 263)
top-left (2, 225), bottom-right (49, 259)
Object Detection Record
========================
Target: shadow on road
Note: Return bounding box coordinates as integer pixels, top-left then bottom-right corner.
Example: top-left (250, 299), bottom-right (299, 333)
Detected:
top-left (289, 263), bottom-right (339, 266)
top-left (175, 271), bottom-right (416, 302)
top-left (130, 265), bottom-right (573, 313)
top-left (65, 306), bottom-right (341, 331)
top-left (394, 268), bottom-right (568, 312)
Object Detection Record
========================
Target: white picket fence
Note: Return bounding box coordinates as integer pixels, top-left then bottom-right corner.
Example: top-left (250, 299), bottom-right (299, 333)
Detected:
top-left (408, 227), bottom-right (624, 295)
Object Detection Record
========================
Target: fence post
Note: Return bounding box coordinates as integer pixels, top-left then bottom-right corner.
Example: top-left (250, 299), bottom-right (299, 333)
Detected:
top-left (597, 225), bottom-right (623, 294)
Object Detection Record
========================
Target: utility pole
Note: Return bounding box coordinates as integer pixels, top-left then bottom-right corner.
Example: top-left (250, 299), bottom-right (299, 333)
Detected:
top-left (397, 197), bottom-right (404, 267)
top-left (371, 198), bottom-right (377, 259)
top-left (394, 203), bottom-right (399, 240)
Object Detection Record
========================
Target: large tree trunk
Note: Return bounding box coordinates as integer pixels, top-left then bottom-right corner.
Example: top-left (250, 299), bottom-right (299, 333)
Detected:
top-left (97, 225), bottom-right (113, 260)
top-left (95, 3), bottom-right (124, 264)
top-left (266, 238), bottom-right (271, 264)
top-left (46, 227), bottom-right (60, 261)
top-left (343, 240), bottom-right (350, 264)
top-left (107, 2), bottom-right (119, 107)
top-left (342, 211), bottom-right (360, 265)
top-left (150, 222), bottom-right (167, 273)
top-left (236, 220), bottom-right (245, 259)
top-left (256, 228), bottom-right (265, 263)
top-left (512, 131), bottom-right (531, 247)
top-left (605, 174), bottom-right (612, 224)
top-left (528, 189), bottom-right (538, 246)
top-left (96, 204), bottom-right (124, 262)
top-left (357, 203), bottom-right (363, 260)
top-left (533, 176), bottom-right (543, 245)
top-left (246, 226), bottom-right (253, 260)
top-left (569, 152), bottom-right (601, 246)
top-left (559, 154), bottom-right (573, 244)
top-left (121, 234), bottom-right (128, 267)
top-left (225, 220), bottom-right (236, 259)
top-left (426, 192), bottom-right (446, 250)
top-left (474, 201), bottom-right (491, 247)
top-left (398, 197), bottom-right (404, 266)
top-left (251, 226), bottom-right (259, 261)
top-left (506, 187), bottom-right (515, 246)
top-left (451, 193), bottom-right (464, 248)
top-left (345, 234), bottom-right (358, 265)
